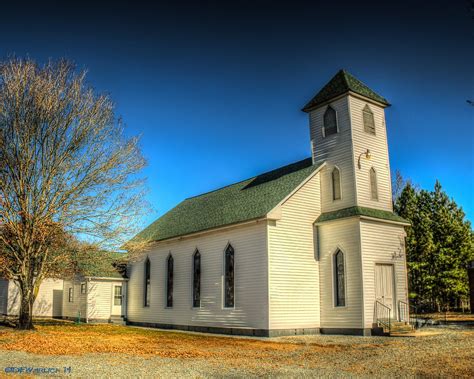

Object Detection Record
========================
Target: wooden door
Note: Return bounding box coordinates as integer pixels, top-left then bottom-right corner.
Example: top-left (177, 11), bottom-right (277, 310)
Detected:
top-left (375, 264), bottom-right (395, 311)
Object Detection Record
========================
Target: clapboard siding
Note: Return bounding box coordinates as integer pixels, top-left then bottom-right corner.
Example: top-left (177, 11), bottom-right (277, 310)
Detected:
top-left (62, 280), bottom-right (87, 319)
top-left (359, 220), bottom-right (408, 327)
top-left (87, 280), bottom-right (124, 319)
top-left (268, 173), bottom-right (321, 329)
top-left (349, 96), bottom-right (393, 211)
top-left (318, 218), bottom-right (363, 328)
top-left (309, 96), bottom-right (356, 212)
top-left (5, 279), bottom-right (63, 317)
top-left (127, 221), bottom-right (268, 329)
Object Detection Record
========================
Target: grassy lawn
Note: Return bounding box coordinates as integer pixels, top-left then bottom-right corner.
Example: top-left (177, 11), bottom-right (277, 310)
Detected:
top-left (0, 321), bottom-right (473, 377)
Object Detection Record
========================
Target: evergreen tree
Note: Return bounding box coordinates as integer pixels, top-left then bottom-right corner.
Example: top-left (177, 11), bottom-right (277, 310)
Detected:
top-left (395, 179), bottom-right (474, 312)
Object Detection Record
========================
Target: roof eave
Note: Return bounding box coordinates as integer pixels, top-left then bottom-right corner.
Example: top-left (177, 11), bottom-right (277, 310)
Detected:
top-left (145, 216), bottom-right (270, 246)
top-left (302, 91), bottom-right (390, 113)
top-left (314, 213), bottom-right (410, 226)
top-left (84, 276), bottom-right (129, 281)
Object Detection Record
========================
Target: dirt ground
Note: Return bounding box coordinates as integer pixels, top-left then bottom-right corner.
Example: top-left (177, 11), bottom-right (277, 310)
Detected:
top-left (0, 322), bottom-right (472, 377)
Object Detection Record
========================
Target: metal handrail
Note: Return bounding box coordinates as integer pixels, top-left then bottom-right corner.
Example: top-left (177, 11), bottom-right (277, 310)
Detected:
top-left (398, 300), bottom-right (418, 329)
top-left (375, 301), bottom-right (391, 332)
top-left (398, 300), bottom-right (409, 322)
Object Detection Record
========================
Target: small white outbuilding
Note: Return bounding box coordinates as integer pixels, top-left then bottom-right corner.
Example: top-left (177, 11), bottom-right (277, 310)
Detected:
top-left (1, 272), bottom-right (127, 324)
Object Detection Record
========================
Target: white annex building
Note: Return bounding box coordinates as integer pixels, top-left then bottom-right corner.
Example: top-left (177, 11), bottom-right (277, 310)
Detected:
top-left (1, 70), bottom-right (410, 336)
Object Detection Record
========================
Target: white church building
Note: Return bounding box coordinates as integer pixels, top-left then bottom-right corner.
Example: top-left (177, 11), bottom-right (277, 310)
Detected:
top-left (125, 70), bottom-right (410, 336)
top-left (1, 70), bottom-right (410, 336)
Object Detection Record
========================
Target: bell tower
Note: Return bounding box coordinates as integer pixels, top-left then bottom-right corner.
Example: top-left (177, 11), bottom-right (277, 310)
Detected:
top-left (302, 69), bottom-right (393, 213)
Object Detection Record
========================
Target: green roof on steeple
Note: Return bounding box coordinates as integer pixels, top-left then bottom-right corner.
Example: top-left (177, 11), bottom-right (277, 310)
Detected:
top-left (302, 69), bottom-right (390, 112)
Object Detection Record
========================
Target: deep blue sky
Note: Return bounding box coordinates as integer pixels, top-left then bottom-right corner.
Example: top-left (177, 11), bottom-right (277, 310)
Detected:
top-left (1, 1), bottom-right (473, 226)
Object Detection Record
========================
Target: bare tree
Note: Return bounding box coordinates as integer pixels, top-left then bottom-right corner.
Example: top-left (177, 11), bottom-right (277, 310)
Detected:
top-left (0, 58), bottom-right (147, 329)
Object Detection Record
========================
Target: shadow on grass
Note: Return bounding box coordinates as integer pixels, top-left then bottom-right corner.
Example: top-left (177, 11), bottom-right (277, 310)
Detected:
top-left (0, 316), bottom-right (75, 329)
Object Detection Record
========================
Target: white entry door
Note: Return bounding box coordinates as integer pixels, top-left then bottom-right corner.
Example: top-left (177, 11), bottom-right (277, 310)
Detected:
top-left (375, 264), bottom-right (395, 312)
top-left (111, 284), bottom-right (123, 316)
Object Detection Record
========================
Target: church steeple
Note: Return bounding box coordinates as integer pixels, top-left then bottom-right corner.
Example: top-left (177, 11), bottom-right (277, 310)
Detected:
top-left (303, 70), bottom-right (394, 213)
top-left (302, 69), bottom-right (390, 113)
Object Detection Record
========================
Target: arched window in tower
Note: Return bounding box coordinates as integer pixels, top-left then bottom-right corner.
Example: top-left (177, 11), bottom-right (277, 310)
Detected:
top-left (144, 257), bottom-right (150, 307)
top-left (192, 250), bottom-right (201, 308)
top-left (224, 244), bottom-right (235, 308)
top-left (334, 249), bottom-right (345, 307)
top-left (166, 254), bottom-right (174, 307)
top-left (370, 167), bottom-right (378, 201)
top-left (323, 106), bottom-right (338, 136)
top-left (363, 104), bottom-right (375, 134)
top-left (332, 167), bottom-right (341, 200)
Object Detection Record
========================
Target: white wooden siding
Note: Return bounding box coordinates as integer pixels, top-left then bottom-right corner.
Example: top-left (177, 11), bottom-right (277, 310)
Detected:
top-left (309, 97), bottom-right (357, 212)
top-left (349, 95), bottom-right (393, 211)
top-left (267, 173), bottom-right (321, 329)
top-left (127, 221), bottom-right (268, 329)
top-left (87, 279), bottom-right (125, 320)
top-left (5, 279), bottom-right (63, 317)
top-left (318, 218), bottom-right (364, 328)
top-left (62, 280), bottom-right (85, 319)
top-left (359, 220), bottom-right (408, 327)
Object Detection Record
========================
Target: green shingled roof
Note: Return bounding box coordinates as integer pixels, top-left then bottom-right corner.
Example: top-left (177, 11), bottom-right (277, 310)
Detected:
top-left (79, 251), bottom-right (127, 279)
top-left (302, 70), bottom-right (390, 112)
top-left (315, 206), bottom-right (410, 225)
top-left (134, 158), bottom-right (323, 242)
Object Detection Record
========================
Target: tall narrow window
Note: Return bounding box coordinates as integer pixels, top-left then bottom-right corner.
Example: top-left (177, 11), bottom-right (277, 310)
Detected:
top-left (68, 288), bottom-right (73, 303)
top-left (144, 258), bottom-right (151, 307)
top-left (166, 254), bottom-right (173, 308)
top-left (370, 167), bottom-right (378, 201)
top-left (224, 244), bottom-right (235, 308)
top-left (332, 167), bottom-right (341, 200)
top-left (193, 250), bottom-right (201, 308)
top-left (114, 285), bottom-right (123, 306)
top-left (323, 106), bottom-right (338, 136)
top-left (363, 104), bottom-right (375, 134)
top-left (334, 250), bottom-right (345, 306)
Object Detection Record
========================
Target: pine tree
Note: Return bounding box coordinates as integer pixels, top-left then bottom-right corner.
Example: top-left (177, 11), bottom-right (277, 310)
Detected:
top-left (395, 179), bottom-right (474, 312)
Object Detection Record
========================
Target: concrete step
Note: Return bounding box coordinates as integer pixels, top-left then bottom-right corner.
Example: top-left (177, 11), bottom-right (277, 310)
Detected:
top-left (110, 316), bottom-right (126, 325)
top-left (392, 321), bottom-right (410, 327)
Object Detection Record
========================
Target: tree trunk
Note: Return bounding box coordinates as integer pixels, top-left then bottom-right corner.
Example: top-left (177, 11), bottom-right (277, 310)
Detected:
top-left (17, 284), bottom-right (36, 330)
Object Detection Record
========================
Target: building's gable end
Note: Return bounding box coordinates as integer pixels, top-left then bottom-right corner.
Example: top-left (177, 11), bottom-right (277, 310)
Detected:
top-left (267, 171), bottom-right (322, 329)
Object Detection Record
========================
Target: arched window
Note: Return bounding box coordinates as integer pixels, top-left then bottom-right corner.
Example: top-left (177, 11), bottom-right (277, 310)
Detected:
top-left (166, 254), bottom-right (173, 308)
top-left (363, 104), bottom-right (375, 134)
top-left (332, 167), bottom-right (341, 200)
top-left (144, 258), bottom-right (150, 307)
top-left (224, 244), bottom-right (235, 308)
top-left (323, 106), bottom-right (338, 136)
top-left (334, 250), bottom-right (345, 306)
top-left (370, 167), bottom-right (378, 201)
top-left (192, 250), bottom-right (201, 308)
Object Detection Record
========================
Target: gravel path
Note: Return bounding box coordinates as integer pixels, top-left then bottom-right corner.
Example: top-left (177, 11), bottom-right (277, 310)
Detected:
top-left (0, 327), bottom-right (472, 378)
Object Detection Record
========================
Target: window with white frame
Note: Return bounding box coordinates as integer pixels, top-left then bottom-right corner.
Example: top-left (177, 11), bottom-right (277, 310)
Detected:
top-left (166, 254), bottom-right (173, 308)
top-left (144, 257), bottom-right (151, 307)
top-left (323, 105), bottom-right (338, 136)
top-left (370, 167), bottom-right (378, 201)
top-left (224, 244), bottom-right (234, 308)
top-left (332, 167), bottom-right (341, 200)
top-left (334, 249), bottom-right (345, 307)
top-left (192, 250), bottom-right (201, 308)
top-left (362, 104), bottom-right (375, 134)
